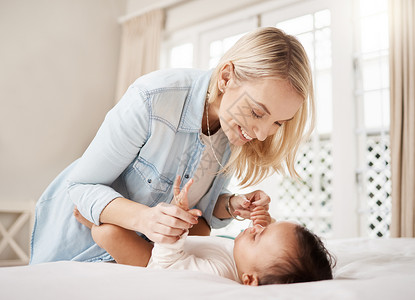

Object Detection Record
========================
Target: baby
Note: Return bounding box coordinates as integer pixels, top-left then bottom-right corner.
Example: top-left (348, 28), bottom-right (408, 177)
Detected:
top-left (74, 176), bottom-right (335, 285)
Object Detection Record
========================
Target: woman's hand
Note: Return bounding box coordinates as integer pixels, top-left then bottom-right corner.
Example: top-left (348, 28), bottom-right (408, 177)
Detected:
top-left (230, 190), bottom-right (271, 220)
top-left (139, 175), bottom-right (201, 244)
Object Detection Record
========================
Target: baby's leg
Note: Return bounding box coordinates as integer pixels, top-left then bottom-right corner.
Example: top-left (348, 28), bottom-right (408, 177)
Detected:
top-left (73, 208), bottom-right (94, 229)
top-left (188, 217), bottom-right (211, 236)
top-left (73, 207), bottom-right (153, 267)
top-left (91, 223), bottom-right (153, 267)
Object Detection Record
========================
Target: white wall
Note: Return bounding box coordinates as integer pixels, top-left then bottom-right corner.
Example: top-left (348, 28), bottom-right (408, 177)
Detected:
top-left (0, 0), bottom-right (126, 204)
top-left (0, 0), bottom-right (126, 263)
top-left (125, 0), bottom-right (264, 33)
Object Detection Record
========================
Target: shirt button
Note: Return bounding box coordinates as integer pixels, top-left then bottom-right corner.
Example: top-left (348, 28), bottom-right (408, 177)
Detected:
top-left (184, 174), bottom-right (189, 179)
top-left (147, 178), bottom-right (152, 183)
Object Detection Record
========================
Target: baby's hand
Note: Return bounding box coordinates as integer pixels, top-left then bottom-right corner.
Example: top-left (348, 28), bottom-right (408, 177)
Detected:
top-left (250, 206), bottom-right (273, 227)
top-left (172, 175), bottom-right (201, 218)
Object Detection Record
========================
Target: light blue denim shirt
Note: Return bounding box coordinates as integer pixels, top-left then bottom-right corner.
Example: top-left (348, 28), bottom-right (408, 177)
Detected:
top-left (30, 68), bottom-right (232, 264)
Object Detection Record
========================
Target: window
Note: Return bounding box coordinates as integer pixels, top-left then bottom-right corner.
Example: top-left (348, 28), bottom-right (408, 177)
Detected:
top-left (162, 0), bottom-right (390, 239)
top-left (354, 0), bottom-right (390, 237)
top-left (254, 6), bottom-right (334, 238)
top-left (207, 33), bottom-right (246, 68)
top-left (169, 43), bottom-right (193, 68)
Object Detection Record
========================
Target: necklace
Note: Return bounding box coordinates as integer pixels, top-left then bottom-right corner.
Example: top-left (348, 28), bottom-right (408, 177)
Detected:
top-left (205, 100), bottom-right (225, 169)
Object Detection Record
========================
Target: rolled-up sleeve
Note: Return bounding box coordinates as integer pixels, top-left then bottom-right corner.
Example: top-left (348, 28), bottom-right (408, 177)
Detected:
top-left (67, 85), bottom-right (150, 225)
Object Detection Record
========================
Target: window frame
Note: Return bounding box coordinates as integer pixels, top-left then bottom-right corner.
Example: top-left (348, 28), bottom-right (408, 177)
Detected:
top-left (161, 0), bottom-right (390, 239)
top-left (262, 0), bottom-right (358, 238)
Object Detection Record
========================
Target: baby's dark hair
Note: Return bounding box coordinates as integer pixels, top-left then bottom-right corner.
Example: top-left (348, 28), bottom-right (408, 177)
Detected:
top-left (258, 224), bottom-right (336, 285)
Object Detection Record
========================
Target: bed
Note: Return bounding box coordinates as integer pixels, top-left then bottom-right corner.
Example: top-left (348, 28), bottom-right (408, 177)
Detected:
top-left (1, 237), bottom-right (415, 300)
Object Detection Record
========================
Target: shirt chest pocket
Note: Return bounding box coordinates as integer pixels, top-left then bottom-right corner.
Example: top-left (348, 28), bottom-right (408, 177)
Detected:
top-left (124, 157), bottom-right (173, 206)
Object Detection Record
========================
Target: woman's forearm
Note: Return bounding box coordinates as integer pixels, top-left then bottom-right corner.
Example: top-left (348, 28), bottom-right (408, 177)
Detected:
top-left (99, 197), bottom-right (150, 231)
top-left (100, 197), bottom-right (198, 244)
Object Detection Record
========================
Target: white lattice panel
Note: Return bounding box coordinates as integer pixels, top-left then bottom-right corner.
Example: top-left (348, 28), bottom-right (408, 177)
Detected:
top-left (215, 133), bottom-right (391, 239)
top-left (272, 137), bottom-right (333, 238)
top-left (364, 134), bottom-right (391, 237)
top-left (0, 201), bottom-right (35, 266)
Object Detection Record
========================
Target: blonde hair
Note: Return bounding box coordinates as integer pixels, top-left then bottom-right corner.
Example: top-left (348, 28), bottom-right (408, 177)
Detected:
top-left (208, 27), bottom-right (315, 187)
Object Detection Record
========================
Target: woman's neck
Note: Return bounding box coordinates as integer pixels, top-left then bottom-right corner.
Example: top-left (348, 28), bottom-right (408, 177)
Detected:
top-left (202, 97), bottom-right (221, 135)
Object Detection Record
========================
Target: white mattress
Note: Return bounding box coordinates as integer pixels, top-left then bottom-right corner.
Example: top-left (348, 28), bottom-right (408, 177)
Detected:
top-left (1, 237), bottom-right (415, 300)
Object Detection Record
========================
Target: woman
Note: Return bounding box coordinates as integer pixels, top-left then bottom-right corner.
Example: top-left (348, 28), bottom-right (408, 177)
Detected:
top-left (30, 27), bottom-right (314, 265)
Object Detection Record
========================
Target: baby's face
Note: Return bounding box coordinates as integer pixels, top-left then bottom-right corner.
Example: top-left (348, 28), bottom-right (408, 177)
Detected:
top-left (233, 221), bottom-right (298, 281)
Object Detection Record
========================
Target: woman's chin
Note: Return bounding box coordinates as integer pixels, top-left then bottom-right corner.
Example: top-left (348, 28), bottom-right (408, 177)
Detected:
top-left (228, 132), bottom-right (247, 146)
top-left (229, 139), bottom-right (246, 147)
top-left (222, 126), bottom-right (248, 146)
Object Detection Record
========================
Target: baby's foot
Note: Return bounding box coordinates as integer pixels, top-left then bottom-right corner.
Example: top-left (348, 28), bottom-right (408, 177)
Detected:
top-left (73, 207), bottom-right (94, 229)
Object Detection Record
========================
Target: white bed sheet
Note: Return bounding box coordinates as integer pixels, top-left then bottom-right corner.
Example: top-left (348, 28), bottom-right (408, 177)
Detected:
top-left (1, 237), bottom-right (415, 300)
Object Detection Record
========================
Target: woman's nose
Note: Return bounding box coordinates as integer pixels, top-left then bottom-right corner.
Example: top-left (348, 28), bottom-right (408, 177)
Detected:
top-left (253, 125), bottom-right (269, 141)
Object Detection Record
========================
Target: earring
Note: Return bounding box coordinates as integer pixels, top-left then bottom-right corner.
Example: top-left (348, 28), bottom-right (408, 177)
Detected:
top-left (219, 80), bottom-right (227, 93)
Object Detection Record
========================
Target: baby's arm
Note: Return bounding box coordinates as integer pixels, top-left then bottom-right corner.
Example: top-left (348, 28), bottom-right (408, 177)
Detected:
top-left (149, 232), bottom-right (233, 279)
top-left (148, 175), bottom-right (196, 265)
top-left (250, 206), bottom-right (275, 227)
top-left (171, 175), bottom-right (201, 218)
top-left (149, 176), bottom-right (232, 278)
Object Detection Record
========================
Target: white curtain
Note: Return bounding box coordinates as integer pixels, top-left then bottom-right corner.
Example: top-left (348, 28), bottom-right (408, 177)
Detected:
top-left (389, 0), bottom-right (415, 237)
top-left (115, 9), bottom-right (165, 102)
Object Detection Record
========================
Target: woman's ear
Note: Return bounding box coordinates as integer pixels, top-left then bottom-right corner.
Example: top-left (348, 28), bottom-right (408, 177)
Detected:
top-left (218, 62), bottom-right (234, 92)
top-left (241, 273), bottom-right (259, 286)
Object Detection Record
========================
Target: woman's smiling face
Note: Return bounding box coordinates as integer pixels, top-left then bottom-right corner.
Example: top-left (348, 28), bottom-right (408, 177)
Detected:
top-left (217, 64), bottom-right (303, 146)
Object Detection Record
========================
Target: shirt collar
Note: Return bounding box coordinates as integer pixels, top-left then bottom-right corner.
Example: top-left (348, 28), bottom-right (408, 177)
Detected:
top-left (178, 69), bottom-right (213, 132)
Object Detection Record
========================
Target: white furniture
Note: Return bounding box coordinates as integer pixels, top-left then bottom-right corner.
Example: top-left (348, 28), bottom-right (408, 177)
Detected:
top-left (0, 201), bottom-right (35, 266)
